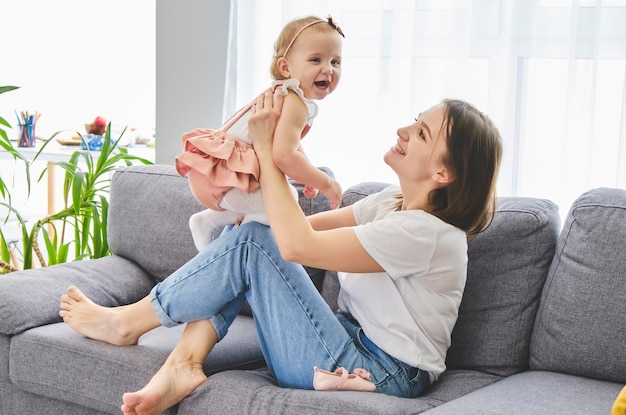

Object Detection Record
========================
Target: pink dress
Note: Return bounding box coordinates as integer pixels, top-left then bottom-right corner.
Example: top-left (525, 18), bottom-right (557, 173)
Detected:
top-left (175, 79), bottom-right (318, 210)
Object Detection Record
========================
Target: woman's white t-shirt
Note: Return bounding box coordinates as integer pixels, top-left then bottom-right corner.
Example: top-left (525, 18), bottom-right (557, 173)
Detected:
top-left (337, 185), bottom-right (468, 380)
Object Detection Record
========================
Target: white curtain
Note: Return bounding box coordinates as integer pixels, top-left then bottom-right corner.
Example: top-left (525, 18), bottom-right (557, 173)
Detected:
top-left (226, 0), bottom-right (626, 217)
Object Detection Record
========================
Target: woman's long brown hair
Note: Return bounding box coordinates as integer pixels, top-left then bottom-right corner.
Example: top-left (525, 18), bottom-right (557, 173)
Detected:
top-left (428, 99), bottom-right (503, 237)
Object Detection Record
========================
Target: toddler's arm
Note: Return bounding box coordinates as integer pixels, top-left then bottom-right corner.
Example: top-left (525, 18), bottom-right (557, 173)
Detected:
top-left (272, 92), bottom-right (342, 208)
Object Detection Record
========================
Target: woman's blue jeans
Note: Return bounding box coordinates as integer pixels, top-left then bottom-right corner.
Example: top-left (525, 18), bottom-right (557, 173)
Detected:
top-left (149, 222), bottom-right (431, 397)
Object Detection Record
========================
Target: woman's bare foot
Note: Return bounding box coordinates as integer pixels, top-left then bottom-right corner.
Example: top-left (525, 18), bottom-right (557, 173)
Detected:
top-left (59, 285), bottom-right (139, 346)
top-left (121, 357), bottom-right (207, 415)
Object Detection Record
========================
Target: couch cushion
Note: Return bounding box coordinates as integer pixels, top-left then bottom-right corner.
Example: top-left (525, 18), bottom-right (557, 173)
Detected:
top-left (177, 367), bottom-right (501, 415)
top-left (423, 371), bottom-right (622, 415)
top-left (446, 197), bottom-right (560, 376)
top-left (530, 187), bottom-right (626, 383)
top-left (9, 316), bottom-right (263, 414)
top-left (4, 386), bottom-right (113, 415)
top-left (177, 368), bottom-right (431, 415)
top-left (0, 255), bottom-right (154, 335)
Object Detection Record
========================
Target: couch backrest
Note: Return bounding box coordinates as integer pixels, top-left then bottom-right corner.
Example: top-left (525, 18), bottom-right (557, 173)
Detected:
top-left (108, 165), bottom-right (204, 283)
top-left (108, 164), bottom-right (334, 285)
top-left (530, 187), bottom-right (626, 383)
top-left (321, 184), bottom-right (561, 377)
top-left (446, 197), bottom-right (560, 376)
top-left (322, 187), bottom-right (560, 376)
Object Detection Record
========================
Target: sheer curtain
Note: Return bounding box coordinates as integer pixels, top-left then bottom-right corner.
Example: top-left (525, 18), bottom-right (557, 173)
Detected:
top-left (225, 0), bottom-right (626, 216)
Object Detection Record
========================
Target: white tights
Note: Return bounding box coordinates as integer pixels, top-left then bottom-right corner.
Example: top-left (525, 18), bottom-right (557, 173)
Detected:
top-left (188, 185), bottom-right (298, 251)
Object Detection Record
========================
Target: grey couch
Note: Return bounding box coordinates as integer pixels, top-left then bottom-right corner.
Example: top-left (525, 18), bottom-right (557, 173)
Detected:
top-left (1, 164), bottom-right (624, 415)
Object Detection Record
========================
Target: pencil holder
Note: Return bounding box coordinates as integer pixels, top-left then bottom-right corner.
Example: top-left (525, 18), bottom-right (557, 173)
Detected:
top-left (18, 123), bottom-right (36, 147)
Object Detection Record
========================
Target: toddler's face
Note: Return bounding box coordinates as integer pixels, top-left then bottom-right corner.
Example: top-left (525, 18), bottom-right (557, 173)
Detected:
top-left (284, 29), bottom-right (343, 100)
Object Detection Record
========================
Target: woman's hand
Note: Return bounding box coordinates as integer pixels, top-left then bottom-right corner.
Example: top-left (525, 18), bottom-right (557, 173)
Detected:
top-left (249, 87), bottom-right (285, 157)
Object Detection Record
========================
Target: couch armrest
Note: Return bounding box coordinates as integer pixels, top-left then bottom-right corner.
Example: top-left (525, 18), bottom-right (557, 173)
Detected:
top-left (0, 255), bottom-right (155, 335)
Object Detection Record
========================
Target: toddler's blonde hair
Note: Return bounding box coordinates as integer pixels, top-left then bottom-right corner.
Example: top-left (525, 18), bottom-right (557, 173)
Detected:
top-left (270, 15), bottom-right (343, 80)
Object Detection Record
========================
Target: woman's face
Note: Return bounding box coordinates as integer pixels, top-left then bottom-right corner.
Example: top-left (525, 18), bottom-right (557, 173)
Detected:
top-left (384, 103), bottom-right (450, 186)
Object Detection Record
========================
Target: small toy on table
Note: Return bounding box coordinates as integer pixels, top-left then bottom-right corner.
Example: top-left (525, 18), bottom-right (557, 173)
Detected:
top-left (81, 116), bottom-right (111, 150)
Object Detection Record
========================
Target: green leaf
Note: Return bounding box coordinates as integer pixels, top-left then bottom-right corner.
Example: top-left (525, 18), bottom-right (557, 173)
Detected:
top-left (81, 212), bottom-right (92, 254)
top-left (0, 138), bottom-right (30, 166)
top-left (42, 229), bottom-right (57, 265)
top-left (72, 171), bottom-right (85, 216)
top-left (22, 226), bottom-right (37, 270)
top-left (57, 243), bottom-right (70, 263)
top-left (0, 228), bottom-right (11, 266)
top-left (99, 196), bottom-right (109, 256)
top-left (92, 210), bottom-right (102, 256)
top-left (0, 115), bottom-right (11, 128)
top-left (0, 180), bottom-right (11, 206)
top-left (0, 86), bottom-right (20, 95)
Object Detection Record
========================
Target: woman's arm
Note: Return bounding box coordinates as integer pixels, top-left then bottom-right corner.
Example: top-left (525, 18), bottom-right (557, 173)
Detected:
top-left (250, 89), bottom-right (382, 273)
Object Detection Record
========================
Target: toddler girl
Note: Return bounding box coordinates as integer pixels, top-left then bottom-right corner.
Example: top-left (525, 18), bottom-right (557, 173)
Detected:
top-left (176, 15), bottom-right (345, 250)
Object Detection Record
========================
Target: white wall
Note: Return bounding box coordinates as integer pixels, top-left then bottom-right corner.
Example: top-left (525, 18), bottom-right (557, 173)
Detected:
top-left (155, 0), bottom-right (230, 164)
top-left (0, 0), bottom-right (157, 223)
top-left (0, 0), bottom-right (156, 143)
top-left (1, 0), bottom-right (231, 166)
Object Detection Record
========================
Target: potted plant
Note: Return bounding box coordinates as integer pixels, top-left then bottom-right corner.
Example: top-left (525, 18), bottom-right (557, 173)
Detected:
top-left (0, 85), bottom-right (153, 273)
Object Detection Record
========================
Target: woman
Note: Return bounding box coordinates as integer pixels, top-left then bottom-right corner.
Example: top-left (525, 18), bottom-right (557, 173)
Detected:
top-left (60, 89), bottom-right (502, 415)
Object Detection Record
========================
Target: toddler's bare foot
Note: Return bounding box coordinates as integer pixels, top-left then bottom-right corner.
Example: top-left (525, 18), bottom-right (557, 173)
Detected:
top-left (59, 285), bottom-right (138, 346)
top-left (121, 358), bottom-right (207, 415)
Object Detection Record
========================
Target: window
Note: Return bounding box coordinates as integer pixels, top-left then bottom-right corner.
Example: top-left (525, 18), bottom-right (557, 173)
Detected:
top-left (228, 0), bottom-right (626, 216)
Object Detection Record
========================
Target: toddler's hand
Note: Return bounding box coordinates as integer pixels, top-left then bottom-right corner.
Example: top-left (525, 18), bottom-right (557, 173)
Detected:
top-left (303, 185), bottom-right (319, 199)
top-left (321, 178), bottom-right (342, 209)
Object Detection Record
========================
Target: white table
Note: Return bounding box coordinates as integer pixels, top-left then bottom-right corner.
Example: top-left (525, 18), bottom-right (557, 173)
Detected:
top-left (0, 141), bottom-right (155, 162)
